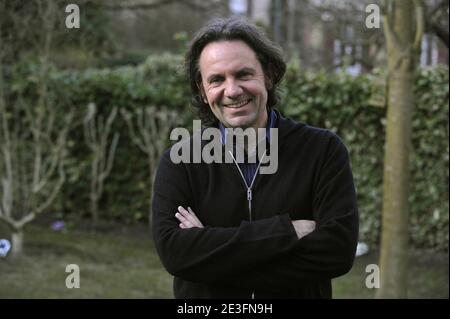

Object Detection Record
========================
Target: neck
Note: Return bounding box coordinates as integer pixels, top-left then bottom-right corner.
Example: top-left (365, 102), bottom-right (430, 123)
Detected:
top-left (233, 109), bottom-right (270, 154)
top-left (254, 108), bottom-right (269, 131)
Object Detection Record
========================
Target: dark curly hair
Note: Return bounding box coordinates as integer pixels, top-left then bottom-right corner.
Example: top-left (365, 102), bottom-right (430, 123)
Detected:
top-left (185, 17), bottom-right (286, 126)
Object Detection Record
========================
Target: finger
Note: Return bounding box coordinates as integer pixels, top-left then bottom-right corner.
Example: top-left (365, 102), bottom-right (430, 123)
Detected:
top-left (178, 206), bottom-right (199, 226)
top-left (177, 206), bottom-right (191, 220)
top-left (175, 212), bottom-right (190, 224)
top-left (178, 206), bottom-right (191, 217)
top-left (179, 222), bottom-right (193, 229)
top-left (187, 207), bottom-right (203, 226)
top-left (187, 207), bottom-right (197, 216)
top-left (175, 212), bottom-right (193, 227)
top-left (174, 212), bottom-right (184, 221)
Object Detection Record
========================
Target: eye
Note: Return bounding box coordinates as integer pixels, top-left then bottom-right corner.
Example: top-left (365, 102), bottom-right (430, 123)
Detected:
top-left (209, 76), bottom-right (224, 84)
top-left (237, 71), bottom-right (253, 80)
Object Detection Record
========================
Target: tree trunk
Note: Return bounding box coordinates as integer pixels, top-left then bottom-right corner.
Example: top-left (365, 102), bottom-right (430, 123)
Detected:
top-left (377, 70), bottom-right (413, 298)
top-left (148, 162), bottom-right (157, 230)
top-left (91, 194), bottom-right (98, 226)
top-left (246, 0), bottom-right (253, 19)
top-left (10, 229), bottom-right (24, 257)
top-left (377, 0), bottom-right (420, 298)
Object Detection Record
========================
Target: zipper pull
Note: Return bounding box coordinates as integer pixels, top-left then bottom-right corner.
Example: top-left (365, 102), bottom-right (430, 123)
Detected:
top-left (247, 188), bottom-right (252, 201)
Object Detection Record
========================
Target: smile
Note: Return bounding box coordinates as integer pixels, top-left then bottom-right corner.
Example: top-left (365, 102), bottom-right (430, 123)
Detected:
top-left (222, 99), bottom-right (251, 109)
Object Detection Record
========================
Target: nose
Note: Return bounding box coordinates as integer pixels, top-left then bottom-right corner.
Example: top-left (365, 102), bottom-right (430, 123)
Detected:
top-left (224, 78), bottom-right (244, 99)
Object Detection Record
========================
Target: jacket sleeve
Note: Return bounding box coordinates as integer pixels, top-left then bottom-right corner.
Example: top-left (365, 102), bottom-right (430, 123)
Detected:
top-left (151, 149), bottom-right (299, 284)
top-left (218, 132), bottom-right (359, 292)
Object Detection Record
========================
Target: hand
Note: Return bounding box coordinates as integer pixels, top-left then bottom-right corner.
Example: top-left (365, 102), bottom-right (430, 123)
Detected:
top-left (291, 220), bottom-right (316, 239)
top-left (175, 206), bottom-right (204, 229)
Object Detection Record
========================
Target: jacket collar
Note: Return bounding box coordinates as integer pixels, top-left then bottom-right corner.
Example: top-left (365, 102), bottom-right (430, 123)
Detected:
top-left (218, 109), bottom-right (277, 145)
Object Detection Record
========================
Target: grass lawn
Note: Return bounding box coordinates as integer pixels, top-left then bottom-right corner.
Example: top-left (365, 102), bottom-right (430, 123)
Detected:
top-left (0, 222), bottom-right (448, 299)
top-left (333, 249), bottom-right (449, 299)
top-left (0, 223), bottom-right (173, 298)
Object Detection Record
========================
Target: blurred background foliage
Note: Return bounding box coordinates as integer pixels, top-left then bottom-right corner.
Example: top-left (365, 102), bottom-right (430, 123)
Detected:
top-left (0, 0), bottom-right (448, 251)
top-left (6, 54), bottom-right (449, 250)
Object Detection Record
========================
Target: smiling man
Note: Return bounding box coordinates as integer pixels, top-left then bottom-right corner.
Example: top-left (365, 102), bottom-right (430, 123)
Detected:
top-left (199, 40), bottom-right (268, 130)
top-left (152, 18), bottom-right (359, 299)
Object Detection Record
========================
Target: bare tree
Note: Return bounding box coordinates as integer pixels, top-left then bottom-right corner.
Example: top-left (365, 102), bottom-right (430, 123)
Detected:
top-left (121, 106), bottom-right (177, 225)
top-left (0, 98), bottom-right (72, 257)
top-left (376, 0), bottom-right (424, 298)
top-left (83, 103), bottom-right (119, 225)
top-left (0, 0), bottom-right (73, 257)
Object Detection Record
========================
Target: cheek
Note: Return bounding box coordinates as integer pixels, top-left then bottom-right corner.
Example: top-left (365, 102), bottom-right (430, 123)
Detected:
top-left (206, 89), bottom-right (221, 105)
top-left (245, 81), bottom-right (267, 98)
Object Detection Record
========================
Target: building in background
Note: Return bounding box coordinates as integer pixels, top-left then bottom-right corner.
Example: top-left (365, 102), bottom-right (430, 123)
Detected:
top-left (100, 0), bottom-right (449, 71)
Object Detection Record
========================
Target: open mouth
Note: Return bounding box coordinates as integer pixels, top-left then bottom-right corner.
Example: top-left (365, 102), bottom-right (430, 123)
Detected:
top-left (222, 99), bottom-right (251, 109)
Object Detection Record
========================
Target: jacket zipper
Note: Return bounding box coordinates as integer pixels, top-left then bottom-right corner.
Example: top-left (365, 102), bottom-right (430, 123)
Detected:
top-left (247, 188), bottom-right (252, 221)
top-left (229, 150), bottom-right (266, 299)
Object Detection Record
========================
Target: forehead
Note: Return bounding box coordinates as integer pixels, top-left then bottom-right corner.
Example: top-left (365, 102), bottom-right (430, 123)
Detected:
top-left (199, 40), bottom-right (262, 75)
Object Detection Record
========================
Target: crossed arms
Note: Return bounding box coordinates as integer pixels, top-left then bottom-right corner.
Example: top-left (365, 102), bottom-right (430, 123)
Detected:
top-left (152, 134), bottom-right (359, 292)
top-left (175, 205), bottom-right (316, 240)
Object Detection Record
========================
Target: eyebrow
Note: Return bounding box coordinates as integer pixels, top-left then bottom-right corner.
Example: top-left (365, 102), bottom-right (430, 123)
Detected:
top-left (236, 67), bottom-right (256, 76)
top-left (206, 67), bottom-right (256, 83)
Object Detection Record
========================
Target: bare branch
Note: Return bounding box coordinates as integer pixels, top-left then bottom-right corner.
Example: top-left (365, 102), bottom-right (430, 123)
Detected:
top-left (0, 214), bottom-right (19, 231)
top-left (120, 105), bottom-right (177, 226)
top-left (413, 0), bottom-right (425, 52)
top-left (121, 109), bottom-right (147, 153)
top-left (16, 212), bottom-right (36, 230)
top-left (0, 134), bottom-right (13, 218)
top-left (382, 0), bottom-right (401, 54)
top-left (84, 102), bottom-right (97, 150)
top-left (83, 105), bottom-right (119, 222)
top-left (34, 159), bottom-right (66, 216)
top-left (101, 132), bottom-right (119, 181)
top-left (33, 114), bottom-right (72, 194)
top-left (0, 198), bottom-right (5, 216)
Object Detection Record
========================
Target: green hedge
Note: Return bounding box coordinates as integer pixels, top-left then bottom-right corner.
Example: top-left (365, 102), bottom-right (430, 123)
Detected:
top-left (47, 54), bottom-right (192, 223)
top-left (280, 63), bottom-right (449, 250)
top-left (10, 55), bottom-right (449, 250)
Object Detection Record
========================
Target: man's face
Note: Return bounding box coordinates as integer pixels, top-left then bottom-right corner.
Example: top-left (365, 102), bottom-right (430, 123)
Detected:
top-left (198, 40), bottom-right (269, 129)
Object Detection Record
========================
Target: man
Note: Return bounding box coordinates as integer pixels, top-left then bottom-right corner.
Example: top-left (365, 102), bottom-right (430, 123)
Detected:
top-left (152, 18), bottom-right (359, 299)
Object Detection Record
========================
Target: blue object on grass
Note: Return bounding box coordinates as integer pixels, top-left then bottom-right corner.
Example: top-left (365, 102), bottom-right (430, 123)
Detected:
top-left (0, 239), bottom-right (11, 257)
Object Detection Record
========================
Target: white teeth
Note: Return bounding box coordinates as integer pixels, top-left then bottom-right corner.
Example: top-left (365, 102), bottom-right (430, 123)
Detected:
top-left (223, 99), bottom-right (250, 108)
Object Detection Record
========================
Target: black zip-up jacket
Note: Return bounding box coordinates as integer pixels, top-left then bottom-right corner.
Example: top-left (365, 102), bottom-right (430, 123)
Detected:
top-left (152, 110), bottom-right (359, 298)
